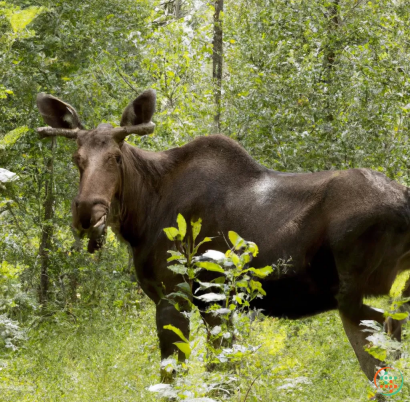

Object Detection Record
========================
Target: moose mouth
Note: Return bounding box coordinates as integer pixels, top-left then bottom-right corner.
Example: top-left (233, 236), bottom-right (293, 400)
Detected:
top-left (80, 214), bottom-right (107, 253)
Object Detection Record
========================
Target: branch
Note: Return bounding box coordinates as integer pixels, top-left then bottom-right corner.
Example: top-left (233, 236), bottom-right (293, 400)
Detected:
top-left (113, 59), bottom-right (139, 93)
top-left (5, 203), bottom-right (30, 241)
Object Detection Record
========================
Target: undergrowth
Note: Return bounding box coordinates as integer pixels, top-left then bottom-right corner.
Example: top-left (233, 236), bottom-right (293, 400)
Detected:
top-left (0, 293), bottom-right (409, 401)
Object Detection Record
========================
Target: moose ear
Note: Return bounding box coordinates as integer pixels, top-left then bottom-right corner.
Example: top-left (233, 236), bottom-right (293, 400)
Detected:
top-left (36, 93), bottom-right (83, 129)
top-left (120, 89), bottom-right (156, 127)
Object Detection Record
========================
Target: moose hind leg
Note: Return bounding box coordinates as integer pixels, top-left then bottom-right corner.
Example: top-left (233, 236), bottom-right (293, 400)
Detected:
top-left (339, 308), bottom-right (384, 382)
top-left (335, 266), bottom-right (390, 381)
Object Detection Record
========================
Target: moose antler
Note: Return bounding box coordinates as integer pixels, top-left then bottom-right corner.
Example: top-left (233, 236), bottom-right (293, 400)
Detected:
top-left (37, 121), bottom-right (156, 140)
top-left (37, 127), bottom-right (81, 139)
top-left (112, 121), bottom-right (156, 142)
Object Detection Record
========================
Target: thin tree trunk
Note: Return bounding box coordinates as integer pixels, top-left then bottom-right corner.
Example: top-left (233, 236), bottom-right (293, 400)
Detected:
top-left (212, 0), bottom-right (224, 132)
top-left (324, 0), bottom-right (340, 123)
top-left (321, 0), bottom-right (340, 169)
top-left (174, 0), bottom-right (181, 19)
top-left (39, 137), bottom-right (56, 305)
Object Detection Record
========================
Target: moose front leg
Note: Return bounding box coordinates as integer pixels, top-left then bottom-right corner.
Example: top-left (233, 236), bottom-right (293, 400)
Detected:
top-left (156, 299), bottom-right (190, 382)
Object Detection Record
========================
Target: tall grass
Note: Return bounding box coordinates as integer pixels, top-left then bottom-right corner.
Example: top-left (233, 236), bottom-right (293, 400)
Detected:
top-left (0, 295), bottom-right (408, 401)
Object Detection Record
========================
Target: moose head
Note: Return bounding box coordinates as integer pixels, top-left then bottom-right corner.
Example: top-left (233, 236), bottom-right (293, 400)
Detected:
top-left (36, 90), bottom-right (156, 252)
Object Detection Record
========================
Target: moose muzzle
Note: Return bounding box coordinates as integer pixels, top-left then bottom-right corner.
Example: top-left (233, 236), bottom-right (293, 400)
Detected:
top-left (73, 198), bottom-right (109, 253)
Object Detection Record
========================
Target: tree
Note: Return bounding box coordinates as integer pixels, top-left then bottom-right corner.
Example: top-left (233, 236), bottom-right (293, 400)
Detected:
top-left (212, 0), bottom-right (223, 132)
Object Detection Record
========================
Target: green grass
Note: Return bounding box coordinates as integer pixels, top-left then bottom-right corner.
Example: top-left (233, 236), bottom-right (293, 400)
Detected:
top-left (0, 296), bottom-right (409, 401)
top-left (0, 299), bottom-right (160, 402)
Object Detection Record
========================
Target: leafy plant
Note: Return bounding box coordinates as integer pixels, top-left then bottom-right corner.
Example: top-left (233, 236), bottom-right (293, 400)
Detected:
top-left (152, 214), bottom-right (273, 400)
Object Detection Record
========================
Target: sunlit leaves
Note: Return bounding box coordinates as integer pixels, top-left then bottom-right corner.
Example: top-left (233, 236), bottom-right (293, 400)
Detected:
top-left (390, 271), bottom-right (410, 298)
top-left (228, 230), bottom-right (245, 250)
top-left (0, 260), bottom-right (23, 280)
top-left (173, 341), bottom-right (191, 358)
top-left (163, 214), bottom-right (188, 241)
top-left (195, 261), bottom-right (225, 273)
top-left (192, 218), bottom-right (202, 242)
top-left (163, 324), bottom-right (191, 358)
top-left (164, 227), bottom-right (180, 241)
top-left (384, 311), bottom-right (408, 320)
top-left (0, 126), bottom-right (28, 150)
top-left (249, 279), bottom-right (266, 296)
top-left (1, 3), bottom-right (46, 33)
top-left (244, 265), bottom-right (273, 279)
top-left (6, 8), bottom-right (43, 33)
top-left (164, 324), bottom-right (189, 343)
top-left (177, 213), bottom-right (187, 239)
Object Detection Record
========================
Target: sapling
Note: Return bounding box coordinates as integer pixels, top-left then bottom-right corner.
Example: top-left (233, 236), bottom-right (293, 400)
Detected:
top-left (162, 214), bottom-right (273, 368)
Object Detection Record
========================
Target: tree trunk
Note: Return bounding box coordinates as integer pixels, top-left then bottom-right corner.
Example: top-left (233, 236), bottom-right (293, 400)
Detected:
top-left (39, 137), bottom-right (56, 306)
top-left (212, 0), bottom-right (224, 132)
top-left (324, 0), bottom-right (340, 123)
top-left (174, 0), bottom-right (181, 19)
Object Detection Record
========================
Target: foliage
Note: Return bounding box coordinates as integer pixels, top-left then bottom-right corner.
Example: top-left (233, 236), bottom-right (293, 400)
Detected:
top-left (0, 300), bottom-right (407, 401)
top-left (0, 0), bottom-right (410, 401)
top-left (0, 314), bottom-right (25, 351)
top-left (154, 215), bottom-right (274, 399)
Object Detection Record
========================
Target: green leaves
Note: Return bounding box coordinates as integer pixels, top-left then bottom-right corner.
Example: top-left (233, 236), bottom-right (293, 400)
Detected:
top-left (193, 237), bottom-right (212, 254)
top-left (228, 231), bottom-right (245, 250)
top-left (173, 341), bottom-right (191, 358)
top-left (167, 264), bottom-right (188, 275)
top-left (167, 250), bottom-right (185, 263)
top-left (163, 324), bottom-right (191, 358)
top-left (0, 127), bottom-right (29, 150)
top-left (177, 213), bottom-right (187, 239)
top-left (192, 218), bottom-right (202, 242)
top-left (163, 227), bottom-right (180, 241)
top-left (163, 214), bottom-right (189, 241)
top-left (242, 266), bottom-right (273, 279)
top-left (384, 311), bottom-right (409, 321)
top-left (390, 312), bottom-right (409, 320)
top-left (195, 261), bottom-right (225, 273)
top-left (2, 5), bottom-right (46, 33)
top-left (383, 296), bottom-right (410, 320)
top-left (364, 345), bottom-right (387, 362)
top-left (250, 280), bottom-right (266, 296)
top-left (252, 266), bottom-right (273, 278)
top-left (163, 324), bottom-right (189, 343)
top-left (228, 231), bottom-right (259, 257)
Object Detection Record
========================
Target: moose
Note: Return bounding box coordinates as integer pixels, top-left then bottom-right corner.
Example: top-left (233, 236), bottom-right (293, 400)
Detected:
top-left (36, 89), bottom-right (410, 383)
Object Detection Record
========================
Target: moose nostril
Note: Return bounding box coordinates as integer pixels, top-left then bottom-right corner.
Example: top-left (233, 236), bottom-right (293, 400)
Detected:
top-left (81, 220), bottom-right (91, 230)
top-left (75, 201), bottom-right (79, 208)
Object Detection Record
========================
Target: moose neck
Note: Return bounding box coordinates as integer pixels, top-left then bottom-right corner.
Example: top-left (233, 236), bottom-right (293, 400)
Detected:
top-left (113, 142), bottom-right (170, 246)
top-left (111, 135), bottom-right (266, 248)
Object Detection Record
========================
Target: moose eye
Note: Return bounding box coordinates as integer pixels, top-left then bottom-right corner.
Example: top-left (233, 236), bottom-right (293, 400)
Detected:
top-left (115, 155), bottom-right (122, 164)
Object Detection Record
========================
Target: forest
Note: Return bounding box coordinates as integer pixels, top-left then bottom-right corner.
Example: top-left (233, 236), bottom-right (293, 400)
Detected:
top-left (1, 0), bottom-right (410, 401)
